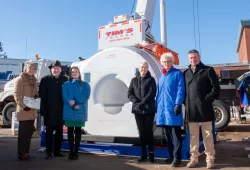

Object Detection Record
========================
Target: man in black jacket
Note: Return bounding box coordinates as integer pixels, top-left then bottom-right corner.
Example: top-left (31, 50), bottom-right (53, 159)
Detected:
top-left (128, 62), bottom-right (157, 163)
top-left (39, 60), bottom-right (68, 160)
top-left (184, 50), bottom-right (220, 169)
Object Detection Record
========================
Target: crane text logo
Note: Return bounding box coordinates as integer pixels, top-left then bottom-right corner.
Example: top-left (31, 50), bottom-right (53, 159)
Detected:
top-left (105, 28), bottom-right (134, 37)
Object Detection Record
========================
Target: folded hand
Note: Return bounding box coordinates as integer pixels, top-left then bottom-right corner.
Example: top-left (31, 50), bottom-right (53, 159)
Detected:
top-left (69, 100), bottom-right (75, 106)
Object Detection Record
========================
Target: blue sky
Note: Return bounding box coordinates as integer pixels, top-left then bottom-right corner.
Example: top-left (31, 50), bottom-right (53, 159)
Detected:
top-left (1, 0), bottom-right (250, 66)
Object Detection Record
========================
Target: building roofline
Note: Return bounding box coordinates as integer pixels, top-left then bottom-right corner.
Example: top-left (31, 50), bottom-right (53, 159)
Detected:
top-left (176, 62), bottom-right (250, 69)
top-left (236, 19), bottom-right (250, 52)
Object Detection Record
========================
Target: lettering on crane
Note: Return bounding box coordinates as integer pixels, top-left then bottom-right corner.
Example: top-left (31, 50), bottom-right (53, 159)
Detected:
top-left (105, 28), bottom-right (134, 38)
top-left (0, 71), bottom-right (18, 80)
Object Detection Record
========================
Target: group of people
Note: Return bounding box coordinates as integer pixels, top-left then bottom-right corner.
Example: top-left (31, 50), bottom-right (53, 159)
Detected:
top-left (14, 60), bottom-right (90, 161)
top-left (128, 49), bottom-right (220, 169)
top-left (13, 49), bottom-right (220, 169)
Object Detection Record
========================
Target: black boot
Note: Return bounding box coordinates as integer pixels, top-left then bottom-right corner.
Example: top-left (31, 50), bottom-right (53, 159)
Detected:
top-left (137, 147), bottom-right (147, 162)
top-left (68, 151), bottom-right (75, 160)
top-left (73, 153), bottom-right (79, 160)
top-left (148, 152), bottom-right (154, 163)
top-left (73, 144), bottom-right (79, 160)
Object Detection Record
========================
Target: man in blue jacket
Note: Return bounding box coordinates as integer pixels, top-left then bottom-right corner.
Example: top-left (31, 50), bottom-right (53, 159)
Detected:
top-left (156, 52), bottom-right (185, 167)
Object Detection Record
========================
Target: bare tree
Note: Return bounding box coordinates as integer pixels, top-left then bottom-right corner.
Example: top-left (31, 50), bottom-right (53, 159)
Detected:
top-left (0, 42), bottom-right (3, 52)
top-left (0, 42), bottom-right (8, 58)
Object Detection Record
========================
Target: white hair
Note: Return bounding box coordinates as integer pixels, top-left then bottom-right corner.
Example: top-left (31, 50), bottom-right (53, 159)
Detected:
top-left (160, 52), bottom-right (175, 62)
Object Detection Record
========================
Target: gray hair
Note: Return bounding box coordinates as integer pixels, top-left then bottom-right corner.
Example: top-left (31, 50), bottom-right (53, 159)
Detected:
top-left (139, 61), bottom-right (149, 68)
top-left (160, 52), bottom-right (175, 62)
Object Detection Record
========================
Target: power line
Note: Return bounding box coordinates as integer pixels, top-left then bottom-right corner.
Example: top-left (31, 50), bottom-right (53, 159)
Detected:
top-left (192, 0), bottom-right (197, 49)
top-left (197, 0), bottom-right (201, 55)
top-left (25, 37), bottom-right (27, 59)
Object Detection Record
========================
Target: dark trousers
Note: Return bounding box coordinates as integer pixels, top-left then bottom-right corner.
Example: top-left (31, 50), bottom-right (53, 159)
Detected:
top-left (165, 126), bottom-right (182, 160)
top-left (45, 125), bottom-right (63, 154)
top-left (135, 114), bottom-right (154, 155)
top-left (18, 120), bottom-right (34, 155)
top-left (67, 127), bottom-right (82, 153)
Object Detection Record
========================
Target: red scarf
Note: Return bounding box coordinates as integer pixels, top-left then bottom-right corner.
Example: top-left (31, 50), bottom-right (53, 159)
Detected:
top-left (162, 66), bottom-right (173, 75)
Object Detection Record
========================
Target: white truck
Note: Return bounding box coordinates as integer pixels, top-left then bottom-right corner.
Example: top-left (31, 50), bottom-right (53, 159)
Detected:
top-left (0, 58), bottom-right (72, 125)
top-left (0, 58), bottom-right (28, 92)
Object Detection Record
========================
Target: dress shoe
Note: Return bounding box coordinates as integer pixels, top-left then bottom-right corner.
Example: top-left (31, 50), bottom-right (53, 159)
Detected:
top-left (148, 152), bottom-right (154, 163)
top-left (137, 155), bottom-right (148, 163)
top-left (171, 159), bottom-right (181, 167)
top-left (68, 152), bottom-right (75, 160)
top-left (46, 152), bottom-right (52, 160)
top-left (164, 158), bottom-right (174, 164)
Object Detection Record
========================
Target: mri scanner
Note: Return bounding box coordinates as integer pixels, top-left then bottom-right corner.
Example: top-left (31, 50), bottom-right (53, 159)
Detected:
top-left (69, 0), bottom-right (177, 139)
top-left (72, 47), bottom-right (163, 138)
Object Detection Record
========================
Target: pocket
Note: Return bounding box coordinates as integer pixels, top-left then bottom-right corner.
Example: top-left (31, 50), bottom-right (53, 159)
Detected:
top-left (196, 101), bottom-right (207, 114)
top-left (197, 93), bottom-right (206, 102)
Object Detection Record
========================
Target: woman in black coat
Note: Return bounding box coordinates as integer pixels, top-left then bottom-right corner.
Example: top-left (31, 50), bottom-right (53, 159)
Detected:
top-left (127, 62), bottom-right (157, 163)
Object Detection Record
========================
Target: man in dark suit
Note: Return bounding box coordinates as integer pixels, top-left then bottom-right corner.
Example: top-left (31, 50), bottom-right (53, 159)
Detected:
top-left (183, 50), bottom-right (220, 169)
top-left (39, 60), bottom-right (68, 160)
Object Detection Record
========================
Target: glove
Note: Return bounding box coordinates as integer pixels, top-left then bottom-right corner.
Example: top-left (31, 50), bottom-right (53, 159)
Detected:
top-left (174, 105), bottom-right (181, 116)
top-left (23, 106), bottom-right (31, 111)
top-left (34, 95), bottom-right (39, 99)
top-left (137, 103), bottom-right (145, 110)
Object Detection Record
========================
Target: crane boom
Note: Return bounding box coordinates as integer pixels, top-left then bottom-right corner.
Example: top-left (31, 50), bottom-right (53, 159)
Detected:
top-left (98, 0), bottom-right (168, 50)
top-left (135, 0), bottom-right (156, 34)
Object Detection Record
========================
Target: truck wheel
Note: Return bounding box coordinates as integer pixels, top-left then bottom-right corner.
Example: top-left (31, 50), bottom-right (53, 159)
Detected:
top-left (2, 102), bottom-right (16, 125)
top-left (213, 100), bottom-right (230, 131)
top-left (243, 106), bottom-right (250, 114)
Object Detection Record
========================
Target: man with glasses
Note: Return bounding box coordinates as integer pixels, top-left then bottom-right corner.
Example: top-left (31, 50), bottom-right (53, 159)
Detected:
top-left (156, 52), bottom-right (185, 167)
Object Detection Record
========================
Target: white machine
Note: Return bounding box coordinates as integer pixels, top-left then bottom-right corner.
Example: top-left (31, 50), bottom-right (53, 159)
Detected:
top-left (72, 0), bottom-right (178, 138)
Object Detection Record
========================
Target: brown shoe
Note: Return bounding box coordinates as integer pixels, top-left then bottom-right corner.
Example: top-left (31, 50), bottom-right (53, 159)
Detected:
top-left (187, 159), bottom-right (198, 168)
top-left (207, 160), bottom-right (215, 169)
top-left (18, 153), bottom-right (29, 161)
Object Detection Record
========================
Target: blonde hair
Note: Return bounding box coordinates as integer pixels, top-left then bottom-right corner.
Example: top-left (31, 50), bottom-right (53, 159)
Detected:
top-left (160, 52), bottom-right (175, 62)
top-left (24, 62), bottom-right (36, 71)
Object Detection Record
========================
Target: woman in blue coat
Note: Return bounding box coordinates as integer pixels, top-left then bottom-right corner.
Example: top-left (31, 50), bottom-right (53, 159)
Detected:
top-left (62, 67), bottom-right (91, 160)
top-left (156, 52), bottom-right (185, 167)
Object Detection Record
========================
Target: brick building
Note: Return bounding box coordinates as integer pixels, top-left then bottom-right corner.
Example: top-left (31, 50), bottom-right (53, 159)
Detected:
top-left (237, 20), bottom-right (250, 63)
top-left (178, 20), bottom-right (250, 77)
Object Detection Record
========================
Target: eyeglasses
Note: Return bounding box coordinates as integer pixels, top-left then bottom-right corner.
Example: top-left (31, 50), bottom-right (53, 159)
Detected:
top-left (161, 60), bottom-right (172, 63)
